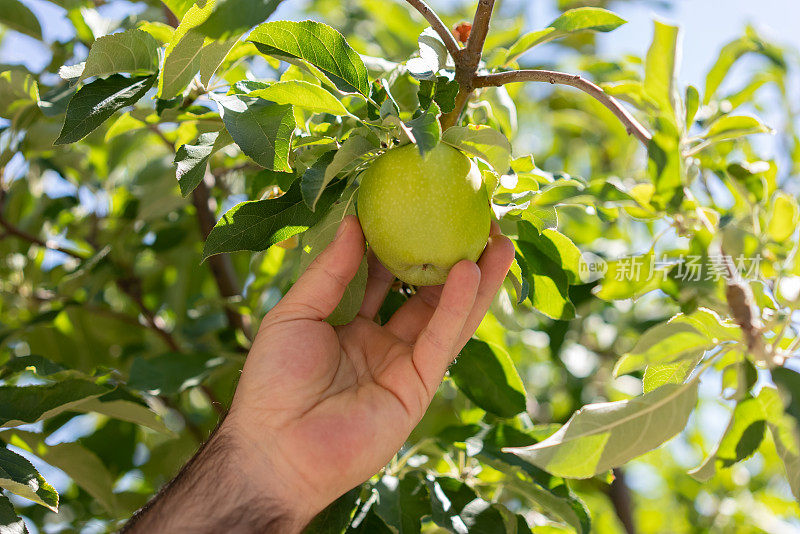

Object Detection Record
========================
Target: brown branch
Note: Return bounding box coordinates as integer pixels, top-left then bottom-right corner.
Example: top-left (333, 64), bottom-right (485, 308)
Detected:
top-left (0, 214), bottom-right (87, 260)
top-left (192, 179), bottom-right (253, 342)
top-left (404, 0), bottom-right (462, 61)
top-left (439, 0), bottom-right (495, 130)
top-left (462, 0), bottom-right (495, 70)
top-left (607, 468), bottom-right (637, 534)
top-left (473, 70), bottom-right (653, 145)
top-left (149, 125), bottom-right (253, 343)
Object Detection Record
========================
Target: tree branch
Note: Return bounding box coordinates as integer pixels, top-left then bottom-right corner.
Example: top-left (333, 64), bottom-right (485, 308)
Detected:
top-left (473, 70), bottom-right (653, 146)
top-left (462, 0), bottom-right (494, 70)
top-left (192, 178), bottom-right (253, 342)
top-left (148, 125), bottom-right (253, 343)
top-left (439, 0), bottom-right (495, 130)
top-left (0, 214), bottom-right (87, 260)
top-left (607, 468), bottom-right (637, 534)
top-left (404, 0), bottom-right (462, 61)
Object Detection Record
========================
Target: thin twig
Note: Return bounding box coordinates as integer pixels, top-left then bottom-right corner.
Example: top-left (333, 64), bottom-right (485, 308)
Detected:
top-left (0, 215), bottom-right (87, 260)
top-left (473, 70), bottom-right (653, 145)
top-left (404, 0), bottom-right (462, 61)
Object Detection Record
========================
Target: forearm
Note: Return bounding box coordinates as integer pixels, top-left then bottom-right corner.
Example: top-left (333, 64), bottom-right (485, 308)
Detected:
top-left (122, 423), bottom-right (307, 533)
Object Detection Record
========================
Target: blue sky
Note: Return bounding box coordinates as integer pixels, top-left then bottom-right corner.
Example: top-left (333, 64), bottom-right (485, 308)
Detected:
top-left (3, 0), bottom-right (800, 89)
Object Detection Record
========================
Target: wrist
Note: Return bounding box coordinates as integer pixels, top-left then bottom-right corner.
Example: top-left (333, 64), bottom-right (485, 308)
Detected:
top-left (219, 416), bottom-right (320, 530)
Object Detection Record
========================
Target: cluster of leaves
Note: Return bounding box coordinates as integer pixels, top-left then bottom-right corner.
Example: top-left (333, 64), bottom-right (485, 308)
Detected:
top-left (1, 0), bottom-right (799, 531)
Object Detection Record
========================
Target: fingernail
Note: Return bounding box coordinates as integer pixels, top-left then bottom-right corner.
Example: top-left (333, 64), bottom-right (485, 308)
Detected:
top-left (335, 217), bottom-right (349, 240)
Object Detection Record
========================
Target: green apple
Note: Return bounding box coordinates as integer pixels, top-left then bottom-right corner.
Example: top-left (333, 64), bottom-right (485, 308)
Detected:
top-left (357, 142), bottom-right (491, 286)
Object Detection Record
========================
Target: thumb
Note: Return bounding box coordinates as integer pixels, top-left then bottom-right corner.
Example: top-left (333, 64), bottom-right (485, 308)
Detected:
top-left (278, 215), bottom-right (365, 320)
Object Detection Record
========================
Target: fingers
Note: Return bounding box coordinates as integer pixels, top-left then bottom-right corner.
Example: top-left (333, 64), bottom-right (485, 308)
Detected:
top-left (358, 250), bottom-right (395, 320)
top-left (411, 260), bottom-right (480, 395)
top-left (278, 215), bottom-right (365, 320)
top-left (456, 234), bottom-right (515, 347)
top-left (386, 224), bottom-right (510, 343)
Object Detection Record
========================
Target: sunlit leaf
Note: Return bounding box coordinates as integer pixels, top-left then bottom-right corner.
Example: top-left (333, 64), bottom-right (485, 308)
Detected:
top-left (77, 29), bottom-right (159, 82)
top-left (249, 81), bottom-right (348, 116)
top-left (507, 381), bottom-right (699, 478)
top-left (249, 20), bottom-right (370, 96)
top-left (212, 93), bottom-right (294, 171)
top-left (505, 7), bottom-right (626, 63)
top-left (55, 74), bottom-right (155, 144)
top-left (0, 446), bottom-right (58, 511)
top-left (442, 125), bottom-right (511, 173)
top-left (203, 179), bottom-right (346, 258)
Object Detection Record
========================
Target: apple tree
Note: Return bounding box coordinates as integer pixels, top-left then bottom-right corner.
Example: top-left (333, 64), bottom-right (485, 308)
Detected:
top-left (1, 0), bottom-right (799, 531)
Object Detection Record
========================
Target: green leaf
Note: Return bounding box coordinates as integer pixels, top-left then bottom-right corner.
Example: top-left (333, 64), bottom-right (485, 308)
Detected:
top-left (689, 394), bottom-right (769, 482)
top-left (449, 339), bottom-right (527, 418)
top-left (249, 81), bottom-right (348, 116)
top-left (0, 70), bottom-right (39, 120)
top-left (614, 317), bottom-right (713, 377)
top-left (704, 32), bottom-right (786, 105)
top-left (685, 85), bottom-right (700, 127)
top-left (761, 386), bottom-right (800, 500)
top-left (301, 134), bottom-right (378, 210)
top-left (417, 76), bottom-right (459, 114)
top-left (174, 129), bottom-right (233, 196)
top-left (642, 356), bottom-right (701, 393)
top-left (203, 178), bottom-right (346, 259)
top-left (5, 431), bottom-right (117, 515)
top-left (442, 125), bottom-right (511, 173)
top-left (703, 115), bottom-right (772, 143)
top-left (648, 118), bottom-right (682, 202)
top-left (504, 7), bottom-right (625, 63)
top-left (507, 381), bottom-right (699, 478)
top-left (303, 486), bottom-right (360, 533)
top-left (594, 251), bottom-right (658, 301)
top-left (407, 28), bottom-right (448, 79)
top-left (407, 102), bottom-right (441, 157)
top-left (374, 472), bottom-right (430, 534)
top-left (212, 93), bottom-right (294, 171)
top-left (249, 20), bottom-right (370, 96)
top-left (516, 224), bottom-right (575, 320)
top-left (0, 380), bottom-right (108, 427)
top-left (55, 74), bottom-right (156, 145)
top-left (75, 390), bottom-right (171, 434)
top-left (129, 352), bottom-right (224, 395)
top-left (0, 0), bottom-right (42, 40)
top-left (0, 493), bottom-right (28, 534)
top-left (161, 0), bottom-right (195, 19)
top-left (0, 446), bottom-right (58, 511)
top-left (298, 186), bottom-right (367, 325)
top-left (197, 0), bottom-right (284, 40)
top-left (78, 29), bottom-right (159, 82)
top-left (158, 0), bottom-right (238, 99)
top-left (0, 355), bottom-right (66, 380)
top-left (644, 21), bottom-right (680, 119)
top-left (767, 194), bottom-right (799, 243)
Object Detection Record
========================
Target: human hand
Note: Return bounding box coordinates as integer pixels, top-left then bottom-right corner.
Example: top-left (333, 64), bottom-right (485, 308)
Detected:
top-left (224, 215), bottom-right (514, 528)
top-left (123, 215), bottom-right (513, 533)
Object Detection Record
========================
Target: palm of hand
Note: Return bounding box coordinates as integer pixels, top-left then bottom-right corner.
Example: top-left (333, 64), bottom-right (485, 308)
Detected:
top-left (225, 216), bottom-right (513, 520)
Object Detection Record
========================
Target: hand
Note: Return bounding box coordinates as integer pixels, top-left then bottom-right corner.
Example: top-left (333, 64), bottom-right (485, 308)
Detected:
top-left (123, 215), bottom-right (513, 533)
top-left (224, 215), bottom-right (514, 528)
